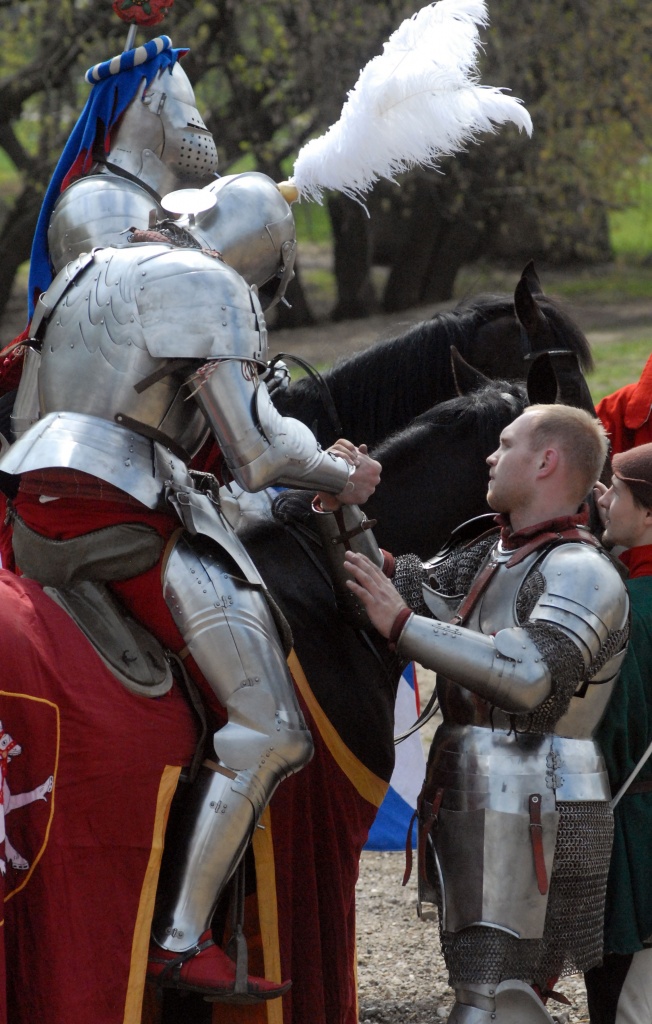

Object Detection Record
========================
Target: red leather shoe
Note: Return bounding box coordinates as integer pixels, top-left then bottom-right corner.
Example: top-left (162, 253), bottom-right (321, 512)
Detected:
top-left (147, 931), bottom-right (291, 1004)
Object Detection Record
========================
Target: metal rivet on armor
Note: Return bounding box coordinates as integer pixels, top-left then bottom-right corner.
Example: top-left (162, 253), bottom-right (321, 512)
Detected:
top-left (595, 585), bottom-right (599, 590)
top-left (222, 321), bottom-right (227, 326)
top-left (221, 306), bottom-right (226, 311)
top-left (70, 343), bottom-right (74, 348)
top-left (124, 459), bottom-right (131, 467)
top-left (531, 797), bottom-right (538, 804)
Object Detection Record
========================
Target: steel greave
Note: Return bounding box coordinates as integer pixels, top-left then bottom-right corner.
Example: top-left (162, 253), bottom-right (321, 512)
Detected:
top-left (152, 764), bottom-right (256, 951)
top-left (156, 532), bottom-right (313, 952)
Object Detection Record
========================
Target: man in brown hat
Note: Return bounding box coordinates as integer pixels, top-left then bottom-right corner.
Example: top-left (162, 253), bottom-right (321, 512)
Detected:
top-left (584, 442), bottom-right (652, 1024)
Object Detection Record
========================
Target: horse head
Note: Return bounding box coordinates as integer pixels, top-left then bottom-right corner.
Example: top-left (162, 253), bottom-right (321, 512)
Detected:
top-left (457, 261), bottom-right (594, 387)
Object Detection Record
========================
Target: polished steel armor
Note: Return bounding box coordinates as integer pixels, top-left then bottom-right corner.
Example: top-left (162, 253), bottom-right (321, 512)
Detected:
top-left (153, 531), bottom-right (313, 949)
top-left (188, 172), bottom-right (297, 308)
top-left (47, 60), bottom-right (218, 276)
top-left (390, 527), bottom-right (629, 1022)
top-left (0, 227), bottom-right (354, 966)
top-left (4, 244), bottom-right (350, 502)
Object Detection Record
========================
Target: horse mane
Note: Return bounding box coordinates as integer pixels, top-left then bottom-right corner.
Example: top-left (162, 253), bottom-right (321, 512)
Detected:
top-left (267, 379), bottom-right (528, 532)
top-left (324, 302), bottom-right (504, 410)
top-left (271, 489), bottom-right (314, 527)
top-left (372, 379), bottom-right (529, 467)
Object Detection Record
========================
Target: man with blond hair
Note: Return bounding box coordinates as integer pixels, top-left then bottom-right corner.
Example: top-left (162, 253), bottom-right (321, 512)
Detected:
top-left (339, 405), bottom-right (630, 1024)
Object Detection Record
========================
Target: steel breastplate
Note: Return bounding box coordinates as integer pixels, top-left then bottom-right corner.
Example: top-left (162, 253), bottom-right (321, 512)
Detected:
top-left (429, 540), bottom-right (622, 738)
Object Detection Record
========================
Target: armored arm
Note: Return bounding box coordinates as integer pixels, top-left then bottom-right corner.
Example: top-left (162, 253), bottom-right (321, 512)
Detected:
top-left (136, 247), bottom-right (352, 494)
top-left (396, 543), bottom-right (629, 715)
top-left (397, 616), bottom-right (553, 714)
top-left (192, 358), bottom-right (351, 494)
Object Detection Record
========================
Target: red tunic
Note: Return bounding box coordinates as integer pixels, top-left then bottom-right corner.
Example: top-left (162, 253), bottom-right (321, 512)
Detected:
top-left (596, 353), bottom-right (652, 456)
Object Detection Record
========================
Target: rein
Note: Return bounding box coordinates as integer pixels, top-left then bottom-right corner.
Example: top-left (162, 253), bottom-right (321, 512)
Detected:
top-left (268, 352), bottom-right (343, 437)
top-left (282, 517), bottom-right (391, 675)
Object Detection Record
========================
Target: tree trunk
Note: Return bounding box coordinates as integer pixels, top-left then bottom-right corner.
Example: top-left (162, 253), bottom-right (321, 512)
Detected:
top-left (0, 185), bottom-right (41, 324)
top-left (271, 261), bottom-right (315, 330)
top-left (328, 194), bottom-right (376, 321)
top-left (418, 215), bottom-right (484, 303)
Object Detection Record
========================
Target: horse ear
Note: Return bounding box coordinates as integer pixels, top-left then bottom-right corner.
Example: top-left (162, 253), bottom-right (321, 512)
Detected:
top-left (450, 345), bottom-right (491, 395)
top-left (520, 260), bottom-right (544, 297)
top-left (514, 274), bottom-right (554, 354)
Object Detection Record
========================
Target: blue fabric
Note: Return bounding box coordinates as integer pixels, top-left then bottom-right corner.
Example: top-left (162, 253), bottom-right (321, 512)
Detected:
top-left (365, 662), bottom-right (423, 851)
top-left (365, 784), bottom-right (416, 851)
top-left (27, 42), bottom-right (185, 322)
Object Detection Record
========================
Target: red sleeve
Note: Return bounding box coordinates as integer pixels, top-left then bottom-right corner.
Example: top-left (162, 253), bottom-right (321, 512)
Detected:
top-left (596, 384), bottom-right (638, 456)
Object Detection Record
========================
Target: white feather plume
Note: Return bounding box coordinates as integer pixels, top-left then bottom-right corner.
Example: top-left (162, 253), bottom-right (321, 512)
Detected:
top-left (290, 0), bottom-right (533, 203)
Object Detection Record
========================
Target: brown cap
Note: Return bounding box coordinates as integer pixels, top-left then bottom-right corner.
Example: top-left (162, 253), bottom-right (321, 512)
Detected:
top-left (612, 442), bottom-right (652, 508)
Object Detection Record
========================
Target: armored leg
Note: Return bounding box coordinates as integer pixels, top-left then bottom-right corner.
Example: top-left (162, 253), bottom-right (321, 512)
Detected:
top-left (447, 981), bottom-right (557, 1023)
top-left (149, 532), bottom-right (313, 998)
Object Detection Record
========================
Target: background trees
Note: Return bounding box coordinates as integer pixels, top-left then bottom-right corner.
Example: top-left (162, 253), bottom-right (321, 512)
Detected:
top-left (0, 0), bottom-right (650, 326)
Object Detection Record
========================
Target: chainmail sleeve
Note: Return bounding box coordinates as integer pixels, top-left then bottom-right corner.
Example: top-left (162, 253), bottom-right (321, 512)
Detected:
top-left (392, 554), bottom-right (430, 616)
top-left (393, 534), bottom-right (496, 617)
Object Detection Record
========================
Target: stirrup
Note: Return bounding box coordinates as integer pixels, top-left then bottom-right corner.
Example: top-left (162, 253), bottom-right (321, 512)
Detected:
top-left (204, 856), bottom-right (291, 1005)
top-left (219, 856), bottom-right (252, 1001)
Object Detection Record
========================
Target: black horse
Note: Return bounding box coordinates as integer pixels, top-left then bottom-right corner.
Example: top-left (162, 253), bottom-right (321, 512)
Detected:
top-left (272, 261), bottom-right (594, 449)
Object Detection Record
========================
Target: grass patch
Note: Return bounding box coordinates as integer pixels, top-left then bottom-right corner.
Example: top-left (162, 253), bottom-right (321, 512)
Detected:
top-left (551, 266), bottom-right (652, 302)
top-left (609, 161), bottom-right (652, 262)
top-left (587, 336), bottom-right (650, 403)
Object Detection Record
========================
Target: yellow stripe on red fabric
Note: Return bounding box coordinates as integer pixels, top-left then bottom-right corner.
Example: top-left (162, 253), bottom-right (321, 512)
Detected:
top-left (252, 807), bottom-right (283, 1024)
top-left (123, 764), bottom-right (184, 1024)
top-left (211, 806), bottom-right (283, 1024)
top-left (287, 650), bottom-right (388, 808)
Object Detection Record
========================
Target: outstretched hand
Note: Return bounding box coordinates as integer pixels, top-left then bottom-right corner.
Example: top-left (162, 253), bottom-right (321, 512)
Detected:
top-left (344, 551), bottom-right (408, 638)
top-left (317, 441), bottom-right (381, 511)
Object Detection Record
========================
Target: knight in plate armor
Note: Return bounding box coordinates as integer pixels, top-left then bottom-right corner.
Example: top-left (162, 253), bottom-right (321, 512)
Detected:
top-left (0, 39), bottom-right (381, 1002)
top-left (342, 404), bottom-right (630, 1023)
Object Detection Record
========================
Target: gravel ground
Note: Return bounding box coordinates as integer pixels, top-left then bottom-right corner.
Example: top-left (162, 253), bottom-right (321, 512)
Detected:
top-left (355, 669), bottom-right (591, 1024)
top-left (355, 851), bottom-right (589, 1024)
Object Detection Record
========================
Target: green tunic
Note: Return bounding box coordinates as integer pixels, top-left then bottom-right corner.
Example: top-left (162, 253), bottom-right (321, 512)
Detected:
top-left (597, 574), bottom-right (652, 954)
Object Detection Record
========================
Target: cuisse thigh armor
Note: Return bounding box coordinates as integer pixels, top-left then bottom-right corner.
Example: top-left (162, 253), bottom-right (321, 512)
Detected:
top-left (162, 531), bottom-right (313, 782)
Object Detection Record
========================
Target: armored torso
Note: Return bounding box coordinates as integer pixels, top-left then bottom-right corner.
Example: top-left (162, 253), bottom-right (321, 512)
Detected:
top-left (396, 517), bottom-right (629, 979)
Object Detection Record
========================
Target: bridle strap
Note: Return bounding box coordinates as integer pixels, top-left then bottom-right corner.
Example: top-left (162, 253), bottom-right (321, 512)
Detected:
top-left (269, 352), bottom-right (343, 438)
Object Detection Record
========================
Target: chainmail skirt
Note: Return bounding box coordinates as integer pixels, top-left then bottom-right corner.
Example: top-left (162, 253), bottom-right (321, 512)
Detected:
top-left (440, 800), bottom-right (614, 988)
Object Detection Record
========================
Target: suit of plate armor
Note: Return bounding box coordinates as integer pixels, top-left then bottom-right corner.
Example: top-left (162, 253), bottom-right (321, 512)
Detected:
top-left (390, 517), bottom-right (630, 1023)
top-left (0, 61), bottom-right (364, 981)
